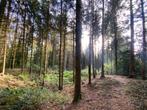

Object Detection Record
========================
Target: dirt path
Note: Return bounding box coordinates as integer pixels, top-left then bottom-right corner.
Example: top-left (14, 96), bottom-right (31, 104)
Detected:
top-left (64, 75), bottom-right (135, 110)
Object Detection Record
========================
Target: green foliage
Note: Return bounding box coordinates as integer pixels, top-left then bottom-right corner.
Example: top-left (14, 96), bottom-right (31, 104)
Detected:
top-left (45, 74), bottom-right (58, 86)
top-left (64, 71), bottom-right (73, 85)
top-left (18, 73), bottom-right (30, 81)
top-left (45, 70), bottom-right (73, 86)
top-left (0, 87), bottom-right (69, 110)
top-left (126, 81), bottom-right (147, 110)
top-left (47, 91), bottom-right (69, 105)
top-left (0, 88), bottom-right (49, 110)
top-left (104, 63), bottom-right (114, 75)
top-left (81, 68), bottom-right (89, 80)
top-left (117, 49), bottom-right (130, 75)
top-left (44, 68), bottom-right (90, 88)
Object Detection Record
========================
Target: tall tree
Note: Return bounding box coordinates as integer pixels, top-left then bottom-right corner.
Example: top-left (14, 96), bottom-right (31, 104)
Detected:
top-left (91, 0), bottom-right (96, 78)
top-left (129, 0), bottom-right (135, 78)
top-left (0, 0), bottom-right (7, 28)
top-left (73, 0), bottom-right (82, 103)
top-left (1, 0), bottom-right (12, 75)
top-left (72, 23), bottom-right (75, 83)
top-left (88, 24), bottom-right (92, 84)
top-left (21, 1), bottom-right (27, 73)
top-left (141, 0), bottom-right (146, 80)
top-left (12, 10), bottom-right (19, 69)
top-left (100, 0), bottom-right (105, 78)
top-left (59, 0), bottom-right (64, 90)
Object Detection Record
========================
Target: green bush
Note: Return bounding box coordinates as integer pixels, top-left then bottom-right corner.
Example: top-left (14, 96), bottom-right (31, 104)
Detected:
top-left (0, 87), bottom-right (69, 110)
top-left (18, 73), bottom-right (30, 81)
top-left (104, 63), bottom-right (114, 75)
top-left (45, 74), bottom-right (58, 86)
top-left (64, 71), bottom-right (73, 85)
top-left (0, 88), bottom-right (49, 110)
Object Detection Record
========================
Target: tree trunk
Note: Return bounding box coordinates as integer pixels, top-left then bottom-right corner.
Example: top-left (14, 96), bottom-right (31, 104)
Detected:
top-left (88, 27), bottom-right (92, 84)
top-left (73, 0), bottom-right (82, 103)
top-left (39, 31), bottom-right (43, 76)
top-left (73, 26), bottom-right (75, 83)
top-left (21, 5), bottom-right (26, 73)
top-left (114, 21), bottom-right (118, 74)
top-left (29, 20), bottom-right (34, 74)
top-left (12, 12), bottom-right (19, 69)
top-left (1, 0), bottom-right (11, 75)
top-left (129, 0), bottom-right (135, 78)
top-left (141, 0), bottom-right (146, 80)
top-left (52, 36), bottom-right (56, 67)
top-left (91, 0), bottom-right (95, 79)
top-left (0, 0), bottom-right (7, 28)
top-left (101, 0), bottom-right (105, 78)
top-left (59, 0), bottom-right (63, 90)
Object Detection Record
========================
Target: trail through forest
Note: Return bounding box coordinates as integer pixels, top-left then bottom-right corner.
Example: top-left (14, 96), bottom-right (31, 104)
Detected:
top-left (64, 75), bottom-right (135, 110)
top-left (41, 75), bottom-right (135, 110)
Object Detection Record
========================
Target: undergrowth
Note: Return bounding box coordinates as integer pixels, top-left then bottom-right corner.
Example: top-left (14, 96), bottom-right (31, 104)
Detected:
top-left (126, 80), bottom-right (147, 110)
top-left (0, 87), bottom-right (69, 110)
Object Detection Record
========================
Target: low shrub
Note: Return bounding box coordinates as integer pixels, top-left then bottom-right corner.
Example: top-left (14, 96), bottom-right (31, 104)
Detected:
top-left (0, 87), bottom-right (49, 110)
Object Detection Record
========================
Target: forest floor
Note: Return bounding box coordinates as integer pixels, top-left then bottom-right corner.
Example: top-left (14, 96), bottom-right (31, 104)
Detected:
top-left (64, 75), bottom-right (135, 110)
top-left (0, 73), bottom-right (146, 110)
top-left (42, 75), bottom-right (146, 110)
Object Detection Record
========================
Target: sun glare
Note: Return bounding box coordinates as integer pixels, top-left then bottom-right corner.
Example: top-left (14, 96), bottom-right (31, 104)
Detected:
top-left (81, 25), bottom-right (102, 54)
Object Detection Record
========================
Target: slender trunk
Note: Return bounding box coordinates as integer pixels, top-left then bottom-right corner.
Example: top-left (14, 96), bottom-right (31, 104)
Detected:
top-left (114, 21), bottom-right (118, 74)
top-left (129, 0), bottom-right (135, 78)
top-left (94, 40), bottom-right (97, 76)
top-left (73, 0), bottom-right (82, 103)
top-left (88, 32), bottom-right (92, 84)
top-left (29, 21), bottom-right (34, 74)
top-left (91, 0), bottom-right (95, 78)
top-left (101, 0), bottom-right (105, 78)
top-left (111, 47), bottom-right (113, 74)
top-left (0, 0), bottom-right (7, 28)
top-left (92, 35), bottom-right (95, 78)
top-left (73, 26), bottom-right (75, 83)
top-left (12, 13), bottom-right (19, 69)
top-left (62, 22), bottom-right (66, 84)
top-left (44, 36), bottom-right (48, 74)
top-left (59, 0), bottom-right (63, 90)
top-left (141, 0), bottom-right (146, 80)
top-left (21, 6), bottom-right (26, 73)
top-left (1, 0), bottom-right (11, 75)
top-left (40, 31), bottom-right (43, 76)
top-left (42, 33), bottom-right (48, 86)
top-left (52, 36), bottom-right (56, 67)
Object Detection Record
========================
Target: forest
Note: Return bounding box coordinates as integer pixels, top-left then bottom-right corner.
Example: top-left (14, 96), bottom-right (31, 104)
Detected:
top-left (0, 0), bottom-right (147, 110)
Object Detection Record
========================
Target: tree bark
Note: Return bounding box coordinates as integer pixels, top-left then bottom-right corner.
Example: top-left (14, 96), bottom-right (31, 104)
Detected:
top-left (21, 3), bottom-right (26, 73)
top-left (101, 0), bottom-right (105, 78)
top-left (141, 0), bottom-right (146, 80)
top-left (129, 0), bottom-right (135, 78)
top-left (88, 27), bottom-right (92, 84)
top-left (73, 0), bottom-right (82, 103)
top-left (12, 12), bottom-right (19, 69)
top-left (73, 25), bottom-right (75, 83)
top-left (59, 0), bottom-right (63, 90)
top-left (1, 0), bottom-right (11, 75)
